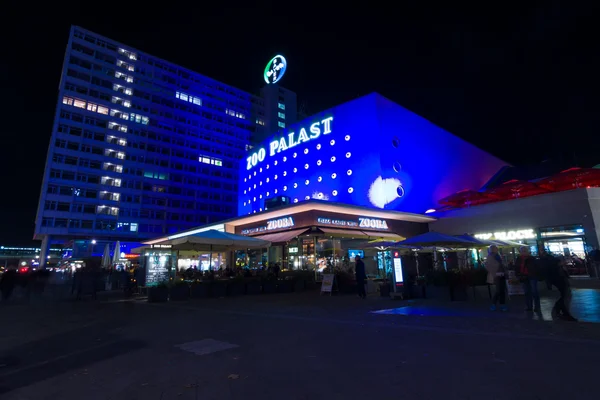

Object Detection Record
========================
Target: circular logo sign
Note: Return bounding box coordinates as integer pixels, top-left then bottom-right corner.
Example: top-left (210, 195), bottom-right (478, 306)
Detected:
top-left (264, 55), bottom-right (287, 84)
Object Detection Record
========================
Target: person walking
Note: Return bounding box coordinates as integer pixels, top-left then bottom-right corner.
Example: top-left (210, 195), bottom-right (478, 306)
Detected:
top-left (515, 246), bottom-right (541, 312)
top-left (543, 252), bottom-right (577, 321)
top-left (355, 255), bottom-right (367, 299)
top-left (485, 245), bottom-right (507, 311)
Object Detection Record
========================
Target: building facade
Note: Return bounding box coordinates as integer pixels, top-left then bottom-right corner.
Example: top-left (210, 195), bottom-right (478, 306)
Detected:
top-left (239, 93), bottom-right (509, 217)
top-left (34, 26), bottom-right (297, 263)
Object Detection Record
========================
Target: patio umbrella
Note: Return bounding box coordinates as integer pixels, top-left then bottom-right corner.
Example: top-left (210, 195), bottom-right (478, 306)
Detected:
top-left (536, 167), bottom-right (600, 192)
top-left (484, 179), bottom-right (549, 200)
top-left (101, 244), bottom-right (111, 268)
top-left (397, 232), bottom-right (475, 270)
top-left (112, 241), bottom-right (121, 266)
top-left (438, 189), bottom-right (496, 208)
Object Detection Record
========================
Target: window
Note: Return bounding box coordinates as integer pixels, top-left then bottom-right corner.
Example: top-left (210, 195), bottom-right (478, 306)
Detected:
top-left (226, 109), bottom-right (246, 119)
top-left (278, 112), bottom-right (285, 119)
top-left (256, 119), bottom-right (265, 126)
top-left (175, 91), bottom-right (202, 106)
top-left (278, 103), bottom-right (285, 110)
top-left (130, 113), bottom-right (149, 125)
top-left (278, 121), bottom-right (285, 128)
top-left (62, 96), bottom-right (74, 106)
top-left (198, 155), bottom-right (223, 167)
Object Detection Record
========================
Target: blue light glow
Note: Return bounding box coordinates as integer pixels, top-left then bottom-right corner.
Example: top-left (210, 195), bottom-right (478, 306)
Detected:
top-left (238, 93), bottom-right (507, 215)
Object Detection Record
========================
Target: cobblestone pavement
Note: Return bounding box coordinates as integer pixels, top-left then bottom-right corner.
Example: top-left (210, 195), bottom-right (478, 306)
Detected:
top-left (1, 287), bottom-right (599, 399)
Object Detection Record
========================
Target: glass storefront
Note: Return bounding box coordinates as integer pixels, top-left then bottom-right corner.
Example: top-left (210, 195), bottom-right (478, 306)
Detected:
top-left (540, 224), bottom-right (588, 275)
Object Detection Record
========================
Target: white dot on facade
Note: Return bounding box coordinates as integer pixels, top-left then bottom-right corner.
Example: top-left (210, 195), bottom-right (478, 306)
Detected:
top-left (293, 168), bottom-right (297, 173)
top-left (294, 198), bottom-right (298, 203)
top-left (274, 161), bottom-right (278, 166)
top-left (284, 186), bottom-right (288, 191)
top-left (283, 157), bottom-right (287, 162)
top-left (346, 152), bottom-right (351, 158)
top-left (305, 180), bottom-right (309, 185)
top-left (304, 149), bottom-right (309, 154)
top-left (305, 196), bottom-right (310, 200)
top-left (259, 168), bottom-right (262, 173)
top-left (332, 190), bottom-right (338, 196)
top-left (348, 187), bottom-right (354, 193)
top-left (266, 178), bottom-right (270, 183)
top-left (293, 183), bottom-right (298, 188)
top-left (331, 173), bottom-right (337, 179)
top-left (317, 160), bottom-right (322, 166)
top-left (318, 176), bottom-right (322, 182)
top-left (345, 135), bottom-right (351, 141)
top-left (304, 164), bottom-right (309, 169)
top-left (347, 170), bottom-right (352, 175)
top-left (293, 152), bottom-right (297, 158)
top-left (330, 140), bottom-right (335, 146)
top-left (316, 144), bottom-right (321, 150)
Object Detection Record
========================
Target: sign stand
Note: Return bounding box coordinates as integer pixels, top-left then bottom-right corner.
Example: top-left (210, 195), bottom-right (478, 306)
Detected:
top-left (391, 254), bottom-right (405, 300)
top-left (320, 274), bottom-right (335, 296)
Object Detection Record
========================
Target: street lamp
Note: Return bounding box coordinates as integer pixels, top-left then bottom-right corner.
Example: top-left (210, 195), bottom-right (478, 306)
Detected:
top-left (91, 239), bottom-right (97, 256)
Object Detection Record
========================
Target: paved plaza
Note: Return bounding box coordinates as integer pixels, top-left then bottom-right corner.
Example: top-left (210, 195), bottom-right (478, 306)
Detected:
top-left (1, 286), bottom-right (600, 399)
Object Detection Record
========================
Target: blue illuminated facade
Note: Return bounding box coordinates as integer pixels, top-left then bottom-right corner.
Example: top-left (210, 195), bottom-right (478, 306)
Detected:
top-left (239, 93), bottom-right (508, 215)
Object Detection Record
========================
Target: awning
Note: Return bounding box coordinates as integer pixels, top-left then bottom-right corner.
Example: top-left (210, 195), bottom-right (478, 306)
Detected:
top-left (317, 227), bottom-right (370, 238)
top-left (253, 228), bottom-right (310, 243)
top-left (362, 231), bottom-right (405, 241)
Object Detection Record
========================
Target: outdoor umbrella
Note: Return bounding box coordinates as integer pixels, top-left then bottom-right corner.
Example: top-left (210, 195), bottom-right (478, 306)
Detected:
top-left (484, 179), bottom-right (549, 200)
top-left (101, 244), bottom-right (111, 268)
top-left (438, 189), bottom-right (496, 208)
top-left (536, 167), bottom-right (600, 192)
top-left (397, 232), bottom-right (475, 270)
top-left (112, 241), bottom-right (121, 266)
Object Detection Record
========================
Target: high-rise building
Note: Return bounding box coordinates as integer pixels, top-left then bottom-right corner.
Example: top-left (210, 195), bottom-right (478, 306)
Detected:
top-left (34, 26), bottom-right (297, 263)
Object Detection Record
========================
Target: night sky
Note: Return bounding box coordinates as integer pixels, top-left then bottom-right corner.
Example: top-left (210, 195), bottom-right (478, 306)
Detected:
top-left (1, 2), bottom-right (598, 245)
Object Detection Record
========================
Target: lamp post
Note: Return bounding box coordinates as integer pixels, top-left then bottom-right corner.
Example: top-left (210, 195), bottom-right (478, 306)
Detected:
top-left (91, 239), bottom-right (97, 257)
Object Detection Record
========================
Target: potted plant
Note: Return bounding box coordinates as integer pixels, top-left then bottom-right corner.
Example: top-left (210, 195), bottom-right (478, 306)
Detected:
top-left (169, 280), bottom-right (190, 301)
top-left (148, 282), bottom-right (169, 303)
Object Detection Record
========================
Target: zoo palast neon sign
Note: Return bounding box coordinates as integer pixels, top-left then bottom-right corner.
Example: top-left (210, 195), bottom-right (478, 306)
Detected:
top-left (246, 117), bottom-right (333, 170)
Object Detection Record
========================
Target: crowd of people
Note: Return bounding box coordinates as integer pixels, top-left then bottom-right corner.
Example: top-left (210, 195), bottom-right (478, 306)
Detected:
top-left (486, 245), bottom-right (577, 321)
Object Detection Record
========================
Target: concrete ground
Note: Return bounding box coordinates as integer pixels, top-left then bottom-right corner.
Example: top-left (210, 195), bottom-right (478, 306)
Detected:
top-left (1, 286), bottom-right (600, 400)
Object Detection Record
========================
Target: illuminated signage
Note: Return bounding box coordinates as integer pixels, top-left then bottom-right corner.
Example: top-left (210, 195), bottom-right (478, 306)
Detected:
top-left (151, 244), bottom-right (172, 249)
top-left (393, 258), bottom-right (404, 286)
top-left (241, 217), bottom-right (295, 235)
top-left (358, 218), bottom-right (389, 230)
top-left (474, 229), bottom-right (536, 241)
top-left (317, 217), bottom-right (389, 230)
top-left (264, 55), bottom-right (287, 84)
top-left (288, 247), bottom-right (298, 254)
top-left (246, 117), bottom-right (333, 170)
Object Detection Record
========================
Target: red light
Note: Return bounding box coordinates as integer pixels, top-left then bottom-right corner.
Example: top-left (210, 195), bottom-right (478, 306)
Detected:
top-left (394, 252), bottom-right (399, 257)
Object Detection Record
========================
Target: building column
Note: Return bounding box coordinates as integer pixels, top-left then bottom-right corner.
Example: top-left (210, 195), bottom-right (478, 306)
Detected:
top-left (39, 235), bottom-right (51, 269)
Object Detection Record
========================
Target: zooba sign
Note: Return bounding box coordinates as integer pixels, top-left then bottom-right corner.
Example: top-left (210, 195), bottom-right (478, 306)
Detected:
top-left (241, 217), bottom-right (295, 235)
top-left (246, 116), bottom-right (333, 170)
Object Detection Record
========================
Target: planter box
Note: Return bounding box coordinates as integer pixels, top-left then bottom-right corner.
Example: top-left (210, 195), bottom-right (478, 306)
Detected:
top-left (211, 282), bottom-right (227, 298)
top-left (294, 279), bottom-right (306, 292)
top-left (148, 286), bottom-right (169, 303)
top-left (246, 280), bottom-right (262, 295)
top-left (227, 281), bottom-right (246, 296)
top-left (262, 280), bottom-right (277, 294)
top-left (277, 280), bottom-right (293, 293)
top-left (190, 283), bottom-right (210, 299)
top-left (169, 285), bottom-right (190, 301)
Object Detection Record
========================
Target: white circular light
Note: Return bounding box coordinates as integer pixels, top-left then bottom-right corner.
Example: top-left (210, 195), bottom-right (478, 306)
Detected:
top-left (293, 168), bottom-right (298, 173)
top-left (253, 210), bottom-right (256, 214)
top-left (244, 190), bottom-right (247, 194)
top-left (248, 175), bottom-right (251, 180)
top-left (259, 168), bottom-right (263, 173)
top-left (253, 197), bottom-right (256, 201)
top-left (330, 140), bottom-right (335, 146)
top-left (317, 193), bottom-right (323, 199)
top-left (266, 178), bottom-right (270, 183)
top-left (317, 160), bottom-right (322, 166)
top-left (260, 208), bottom-right (262, 211)
top-left (243, 202), bottom-right (246, 206)
top-left (253, 171), bottom-right (256, 176)
top-left (283, 156), bottom-right (287, 162)
top-left (294, 198), bottom-right (298, 203)
top-left (318, 176), bottom-right (322, 182)
top-left (305, 196), bottom-right (310, 200)
top-left (346, 152), bottom-right (351, 158)
top-left (274, 189), bottom-right (278, 194)
top-left (305, 180), bottom-right (309, 185)
top-left (316, 144), bottom-right (321, 150)
top-left (293, 152), bottom-right (297, 158)
top-left (266, 192), bottom-right (270, 196)
top-left (283, 171), bottom-right (287, 176)
top-left (332, 190), bottom-right (338, 196)
top-left (345, 135), bottom-right (350, 141)
top-left (244, 178), bottom-right (247, 182)
top-left (283, 186), bottom-right (288, 191)
top-left (248, 187), bottom-right (251, 192)
top-left (348, 187), bottom-right (354, 193)
top-left (304, 164), bottom-right (309, 169)
top-left (330, 156), bottom-right (336, 162)
top-left (293, 183), bottom-right (298, 188)
top-left (304, 149), bottom-right (309, 154)
top-left (331, 173), bottom-right (337, 179)
top-left (274, 160), bottom-right (278, 166)
top-left (347, 170), bottom-right (352, 175)
top-left (259, 181), bottom-right (263, 186)
top-left (259, 194), bottom-right (262, 199)
top-left (266, 164), bottom-right (270, 169)
top-left (253, 184), bottom-right (256, 189)
top-left (274, 174), bottom-right (278, 180)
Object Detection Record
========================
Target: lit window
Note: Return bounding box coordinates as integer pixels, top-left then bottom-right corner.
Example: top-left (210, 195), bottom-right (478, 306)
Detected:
top-left (278, 112), bottom-right (285, 119)
top-left (256, 119), bottom-right (265, 126)
top-left (62, 96), bottom-right (74, 106)
top-left (87, 103), bottom-right (97, 112)
top-left (73, 98), bottom-right (86, 109)
top-left (226, 109), bottom-right (246, 119)
top-left (175, 91), bottom-right (202, 106)
top-left (97, 106), bottom-right (109, 115)
top-left (278, 121), bottom-right (285, 128)
top-left (278, 103), bottom-right (285, 110)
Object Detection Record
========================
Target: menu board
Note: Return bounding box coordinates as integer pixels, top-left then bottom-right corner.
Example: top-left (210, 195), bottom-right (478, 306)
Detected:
top-left (393, 258), bottom-right (404, 286)
top-left (146, 253), bottom-right (171, 287)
